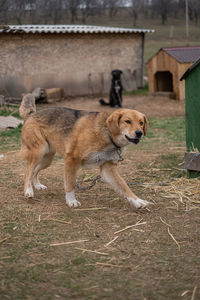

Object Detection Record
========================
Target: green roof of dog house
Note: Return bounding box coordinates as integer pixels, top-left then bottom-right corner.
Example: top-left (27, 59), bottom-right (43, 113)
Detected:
top-left (180, 57), bottom-right (200, 177)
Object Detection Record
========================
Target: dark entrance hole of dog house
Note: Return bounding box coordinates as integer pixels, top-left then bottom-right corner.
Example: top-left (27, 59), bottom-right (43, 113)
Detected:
top-left (154, 71), bottom-right (173, 92)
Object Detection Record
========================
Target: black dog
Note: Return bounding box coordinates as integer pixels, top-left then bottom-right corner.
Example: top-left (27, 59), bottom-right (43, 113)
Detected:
top-left (99, 69), bottom-right (123, 107)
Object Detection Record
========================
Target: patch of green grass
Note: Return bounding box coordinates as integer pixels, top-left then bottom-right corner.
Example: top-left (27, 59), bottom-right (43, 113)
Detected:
top-left (124, 84), bottom-right (149, 96)
top-left (0, 124), bottom-right (22, 152)
top-left (0, 106), bottom-right (22, 151)
top-left (147, 116), bottom-right (185, 142)
top-left (155, 153), bottom-right (183, 172)
top-left (134, 116), bottom-right (186, 155)
top-left (0, 106), bottom-right (21, 119)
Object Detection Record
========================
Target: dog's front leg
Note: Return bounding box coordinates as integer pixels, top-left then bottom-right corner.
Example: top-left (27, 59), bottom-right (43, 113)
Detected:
top-left (64, 155), bottom-right (81, 208)
top-left (100, 162), bottom-right (149, 209)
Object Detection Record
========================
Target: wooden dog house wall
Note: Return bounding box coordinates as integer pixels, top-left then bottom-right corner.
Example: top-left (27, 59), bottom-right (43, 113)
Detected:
top-left (148, 47), bottom-right (200, 100)
top-left (180, 57), bottom-right (200, 177)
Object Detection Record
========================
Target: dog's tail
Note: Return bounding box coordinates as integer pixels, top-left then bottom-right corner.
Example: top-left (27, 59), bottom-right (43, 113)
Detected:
top-left (99, 99), bottom-right (110, 106)
top-left (19, 93), bottom-right (36, 120)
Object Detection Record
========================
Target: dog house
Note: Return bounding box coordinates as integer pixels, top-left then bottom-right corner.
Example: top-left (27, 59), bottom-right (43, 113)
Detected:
top-left (180, 57), bottom-right (200, 177)
top-left (0, 25), bottom-right (154, 98)
top-left (148, 46), bottom-right (200, 100)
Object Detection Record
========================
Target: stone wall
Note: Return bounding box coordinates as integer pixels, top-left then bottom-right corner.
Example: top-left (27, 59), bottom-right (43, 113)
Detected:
top-left (0, 32), bottom-right (144, 97)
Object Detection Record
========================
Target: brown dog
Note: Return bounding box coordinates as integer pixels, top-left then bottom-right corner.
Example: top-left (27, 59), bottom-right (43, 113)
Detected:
top-left (19, 94), bottom-right (149, 209)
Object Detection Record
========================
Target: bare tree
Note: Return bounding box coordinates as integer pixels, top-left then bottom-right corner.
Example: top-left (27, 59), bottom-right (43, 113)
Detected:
top-left (151, 0), bottom-right (172, 24)
top-left (129, 0), bottom-right (142, 26)
top-left (142, 0), bottom-right (151, 19)
top-left (51, 0), bottom-right (63, 24)
top-left (65, 0), bottom-right (81, 24)
top-left (80, 0), bottom-right (97, 23)
top-left (107, 0), bottom-right (119, 19)
top-left (189, 0), bottom-right (200, 24)
top-left (14, 0), bottom-right (26, 25)
top-left (0, 0), bottom-right (9, 24)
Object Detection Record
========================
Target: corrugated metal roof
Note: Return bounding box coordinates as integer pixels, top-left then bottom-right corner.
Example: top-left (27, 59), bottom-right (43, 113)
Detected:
top-left (163, 46), bottom-right (200, 63)
top-left (0, 24), bottom-right (154, 34)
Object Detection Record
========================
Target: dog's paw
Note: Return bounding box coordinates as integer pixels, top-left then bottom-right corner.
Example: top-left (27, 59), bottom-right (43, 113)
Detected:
top-left (65, 191), bottom-right (81, 208)
top-left (66, 198), bottom-right (81, 208)
top-left (25, 187), bottom-right (34, 198)
top-left (127, 197), bottom-right (149, 209)
top-left (34, 182), bottom-right (47, 190)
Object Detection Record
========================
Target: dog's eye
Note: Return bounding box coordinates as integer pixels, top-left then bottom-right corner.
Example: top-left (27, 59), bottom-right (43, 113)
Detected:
top-left (125, 120), bottom-right (131, 124)
top-left (140, 121), bottom-right (144, 126)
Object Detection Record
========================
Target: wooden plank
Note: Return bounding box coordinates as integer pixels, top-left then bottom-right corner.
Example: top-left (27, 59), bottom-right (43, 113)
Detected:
top-left (184, 152), bottom-right (200, 171)
top-left (0, 116), bottom-right (23, 130)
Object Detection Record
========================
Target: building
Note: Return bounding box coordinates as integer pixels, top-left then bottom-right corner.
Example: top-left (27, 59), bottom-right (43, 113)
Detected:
top-left (148, 46), bottom-right (200, 100)
top-left (0, 25), bottom-right (153, 98)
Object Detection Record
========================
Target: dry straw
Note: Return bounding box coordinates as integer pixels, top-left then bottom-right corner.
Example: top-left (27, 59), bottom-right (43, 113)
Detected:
top-left (0, 235), bottom-right (11, 244)
top-left (114, 219), bottom-right (146, 235)
top-left (74, 207), bottom-right (107, 211)
top-left (104, 236), bottom-right (119, 247)
top-left (147, 177), bottom-right (200, 210)
top-left (50, 239), bottom-right (89, 247)
top-left (75, 247), bottom-right (109, 256)
top-left (167, 228), bottom-right (181, 251)
top-left (94, 262), bottom-right (131, 269)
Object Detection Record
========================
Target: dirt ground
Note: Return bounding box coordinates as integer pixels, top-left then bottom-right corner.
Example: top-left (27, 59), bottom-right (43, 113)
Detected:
top-left (0, 95), bottom-right (199, 300)
top-left (46, 94), bottom-right (185, 118)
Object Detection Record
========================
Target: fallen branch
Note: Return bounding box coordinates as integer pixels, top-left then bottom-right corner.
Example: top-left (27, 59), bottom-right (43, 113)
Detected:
top-left (50, 239), bottom-right (89, 247)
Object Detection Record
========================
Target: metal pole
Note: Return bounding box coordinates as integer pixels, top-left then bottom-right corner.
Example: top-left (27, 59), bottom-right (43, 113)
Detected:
top-left (185, 0), bottom-right (189, 39)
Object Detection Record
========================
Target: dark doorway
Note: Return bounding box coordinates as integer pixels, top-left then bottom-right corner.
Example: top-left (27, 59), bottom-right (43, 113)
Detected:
top-left (155, 71), bottom-right (173, 92)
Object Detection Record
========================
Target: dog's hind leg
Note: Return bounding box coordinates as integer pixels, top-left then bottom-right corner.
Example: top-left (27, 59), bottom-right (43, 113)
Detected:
top-left (23, 140), bottom-right (54, 197)
top-left (32, 148), bottom-right (55, 190)
top-left (24, 160), bottom-right (36, 198)
top-left (64, 155), bottom-right (81, 208)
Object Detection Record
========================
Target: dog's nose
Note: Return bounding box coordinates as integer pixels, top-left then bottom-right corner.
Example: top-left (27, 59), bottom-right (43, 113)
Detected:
top-left (135, 130), bottom-right (143, 138)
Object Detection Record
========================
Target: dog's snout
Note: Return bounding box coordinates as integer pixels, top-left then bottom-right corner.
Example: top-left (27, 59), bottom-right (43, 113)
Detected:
top-left (135, 130), bottom-right (143, 138)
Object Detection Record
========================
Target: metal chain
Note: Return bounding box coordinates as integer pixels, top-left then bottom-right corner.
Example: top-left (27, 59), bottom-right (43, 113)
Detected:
top-left (76, 176), bottom-right (101, 191)
top-left (76, 153), bottom-right (200, 190)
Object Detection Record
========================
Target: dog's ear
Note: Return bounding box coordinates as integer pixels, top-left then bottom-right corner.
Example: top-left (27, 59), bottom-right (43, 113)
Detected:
top-left (106, 111), bottom-right (122, 136)
top-left (143, 114), bottom-right (148, 136)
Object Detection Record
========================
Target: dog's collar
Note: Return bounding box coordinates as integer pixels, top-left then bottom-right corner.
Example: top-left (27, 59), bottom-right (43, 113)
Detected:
top-left (109, 135), bottom-right (120, 149)
top-left (109, 135), bottom-right (124, 161)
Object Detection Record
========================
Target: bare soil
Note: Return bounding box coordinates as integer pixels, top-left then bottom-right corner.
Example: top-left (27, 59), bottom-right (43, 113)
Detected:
top-left (46, 94), bottom-right (185, 118)
top-left (1, 95), bottom-right (199, 300)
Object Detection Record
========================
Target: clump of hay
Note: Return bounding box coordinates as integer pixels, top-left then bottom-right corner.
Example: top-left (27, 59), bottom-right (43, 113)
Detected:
top-left (147, 177), bottom-right (200, 211)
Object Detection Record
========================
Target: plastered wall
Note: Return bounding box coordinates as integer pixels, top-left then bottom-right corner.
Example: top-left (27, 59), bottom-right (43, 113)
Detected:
top-left (0, 33), bottom-right (144, 97)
